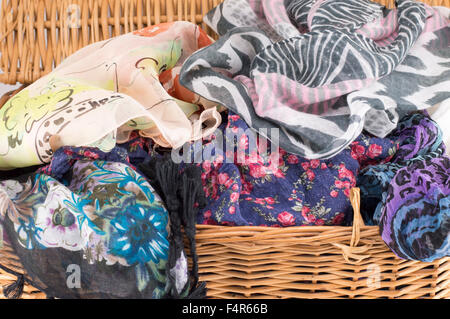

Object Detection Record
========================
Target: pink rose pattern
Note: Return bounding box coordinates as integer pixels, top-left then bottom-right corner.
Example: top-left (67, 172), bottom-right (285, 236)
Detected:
top-left (191, 112), bottom-right (397, 227)
top-left (115, 113), bottom-right (398, 227)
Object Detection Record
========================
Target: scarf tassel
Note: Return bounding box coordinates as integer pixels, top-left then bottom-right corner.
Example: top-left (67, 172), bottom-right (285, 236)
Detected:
top-left (139, 155), bottom-right (208, 299)
top-left (0, 264), bottom-right (24, 299)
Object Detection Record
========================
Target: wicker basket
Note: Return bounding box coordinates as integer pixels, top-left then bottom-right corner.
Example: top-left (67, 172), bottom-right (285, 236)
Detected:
top-left (0, 0), bottom-right (449, 299)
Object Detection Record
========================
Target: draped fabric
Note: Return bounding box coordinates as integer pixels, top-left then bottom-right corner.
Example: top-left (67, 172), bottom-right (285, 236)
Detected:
top-left (358, 112), bottom-right (450, 261)
top-left (0, 21), bottom-right (222, 170)
top-left (380, 156), bottom-right (450, 262)
top-left (1, 158), bottom-right (175, 298)
top-left (174, 111), bottom-right (397, 227)
top-left (179, 0), bottom-right (449, 159)
top-left (0, 2), bottom-right (449, 300)
top-left (0, 142), bottom-right (214, 298)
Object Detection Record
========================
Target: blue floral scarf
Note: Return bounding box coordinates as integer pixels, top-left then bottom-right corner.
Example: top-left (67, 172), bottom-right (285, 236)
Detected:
top-left (0, 151), bottom-right (206, 298)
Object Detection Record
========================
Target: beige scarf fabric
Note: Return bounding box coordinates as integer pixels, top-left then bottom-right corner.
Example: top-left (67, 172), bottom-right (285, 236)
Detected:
top-left (0, 21), bottom-right (222, 170)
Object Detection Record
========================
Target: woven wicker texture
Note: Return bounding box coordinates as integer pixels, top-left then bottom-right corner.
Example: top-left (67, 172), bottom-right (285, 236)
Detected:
top-left (0, 0), bottom-right (449, 299)
top-left (189, 188), bottom-right (450, 299)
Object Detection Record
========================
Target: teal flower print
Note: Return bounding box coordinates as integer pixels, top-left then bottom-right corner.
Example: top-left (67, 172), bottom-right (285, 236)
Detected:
top-left (108, 204), bottom-right (169, 266)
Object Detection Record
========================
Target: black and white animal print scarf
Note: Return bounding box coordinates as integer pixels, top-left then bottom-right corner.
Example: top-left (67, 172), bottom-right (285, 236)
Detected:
top-left (179, 0), bottom-right (449, 159)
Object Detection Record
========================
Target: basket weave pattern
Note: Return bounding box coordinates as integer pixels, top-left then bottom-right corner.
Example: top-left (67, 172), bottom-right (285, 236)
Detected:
top-left (0, 0), bottom-right (449, 299)
top-left (191, 189), bottom-right (450, 299)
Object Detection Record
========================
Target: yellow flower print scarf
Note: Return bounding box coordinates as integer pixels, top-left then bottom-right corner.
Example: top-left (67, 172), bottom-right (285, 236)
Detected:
top-left (0, 21), bottom-right (221, 170)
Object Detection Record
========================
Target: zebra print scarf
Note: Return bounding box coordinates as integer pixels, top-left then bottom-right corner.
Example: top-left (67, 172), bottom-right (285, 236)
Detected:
top-left (179, 0), bottom-right (449, 159)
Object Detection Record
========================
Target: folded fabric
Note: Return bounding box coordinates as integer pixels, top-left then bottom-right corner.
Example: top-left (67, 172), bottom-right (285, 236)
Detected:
top-left (204, 0), bottom-right (385, 40)
top-left (358, 112), bottom-right (449, 261)
top-left (168, 111), bottom-right (396, 227)
top-left (348, 6), bottom-right (450, 138)
top-left (38, 142), bottom-right (208, 298)
top-left (358, 112), bottom-right (447, 225)
top-left (0, 158), bottom-right (195, 298)
top-left (36, 145), bottom-right (131, 181)
top-left (380, 157), bottom-right (449, 262)
top-left (179, 0), bottom-right (442, 159)
top-left (0, 21), bottom-right (222, 170)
